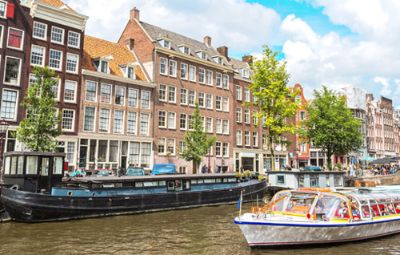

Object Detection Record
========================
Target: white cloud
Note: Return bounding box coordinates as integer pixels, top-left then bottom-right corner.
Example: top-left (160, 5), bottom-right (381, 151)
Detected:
top-left (64, 0), bottom-right (281, 54)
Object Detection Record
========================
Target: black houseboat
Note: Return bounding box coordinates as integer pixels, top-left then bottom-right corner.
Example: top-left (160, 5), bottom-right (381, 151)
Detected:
top-left (0, 152), bottom-right (266, 222)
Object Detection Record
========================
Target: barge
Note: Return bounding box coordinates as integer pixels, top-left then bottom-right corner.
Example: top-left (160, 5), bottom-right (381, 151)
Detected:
top-left (0, 152), bottom-right (266, 222)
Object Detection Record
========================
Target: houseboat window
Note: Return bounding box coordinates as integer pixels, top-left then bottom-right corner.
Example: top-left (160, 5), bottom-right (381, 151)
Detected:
top-left (135, 182), bottom-right (144, 188)
top-left (223, 178), bottom-right (228, 183)
top-left (92, 183), bottom-right (102, 189)
top-left (277, 175), bottom-right (285, 184)
top-left (17, 156), bottom-right (24, 174)
top-left (114, 183), bottom-right (123, 188)
top-left (334, 175), bottom-right (342, 186)
top-left (325, 175), bottom-right (330, 187)
top-left (53, 157), bottom-right (63, 174)
top-left (167, 181), bottom-right (175, 191)
top-left (175, 180), bottom-right (183, 191)
top-left (298, 175), bottom-right (304, 187)
top-left (102, 183), bottom-right (114, 188)
top-left (26, 156), bottom-right (38, 174)
top-left (197, 179), bottom-right (204, 184)
top-left (310, 174), bottom-right (319, 187)
top-left (228, 178), bottom-right (237, 182)
top-left (183, 180), bottom-right (191, 190)
top-left (143, 181), bottom-right (158, 187)
top-left (191, 180), bottom-right (197, 185)
top-left (4, 156), bottom-right (10, 174)
top-left (158, 181), bottom-right (166, 186)
top-left (204, 179), bottom-right (216, 184)
top-left (78, 183), bottom-right (90, 189)
top-left (10, 156), bottom-right (17, 175)
top-left (41, 158), bottom-right (49, 176)
top-left (216, 178), bottom-right (222, 183)
top-left (122, 182), bottom-right (133, 187)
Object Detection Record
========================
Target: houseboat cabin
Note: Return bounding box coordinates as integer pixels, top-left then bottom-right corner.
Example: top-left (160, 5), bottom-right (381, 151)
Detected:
top-left (1, 152), bottom-right (66, 192)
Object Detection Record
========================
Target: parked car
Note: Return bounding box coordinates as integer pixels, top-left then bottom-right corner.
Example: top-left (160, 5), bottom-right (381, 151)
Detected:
top-left (152, 164), bottom-right (177, 175)
top-left (125, 167), bottom-right (145, 176)
top-left (304, 165), bottom-right (322, 171)
top-left (69, 169), bottom-right (86, 177)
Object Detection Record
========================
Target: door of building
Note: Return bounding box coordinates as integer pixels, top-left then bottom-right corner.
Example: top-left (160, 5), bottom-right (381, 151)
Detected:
top-left (242, 157), bottom-right (254, 171)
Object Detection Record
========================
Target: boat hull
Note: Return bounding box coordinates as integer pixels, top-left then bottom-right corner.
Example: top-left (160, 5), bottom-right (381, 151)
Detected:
top-left (2, 180), bottom-right (266, 222)
top-left (235, 215), bottom-right (400, 247)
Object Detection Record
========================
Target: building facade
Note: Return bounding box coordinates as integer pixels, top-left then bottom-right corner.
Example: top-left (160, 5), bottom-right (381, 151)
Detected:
top-left (118, 8), bottom-right (235, 173)
top-left (78, 35), bottom-right (155, 171)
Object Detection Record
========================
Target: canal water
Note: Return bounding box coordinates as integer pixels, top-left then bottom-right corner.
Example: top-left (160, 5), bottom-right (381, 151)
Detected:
top-left (0, 204), bottom-right (400, 255)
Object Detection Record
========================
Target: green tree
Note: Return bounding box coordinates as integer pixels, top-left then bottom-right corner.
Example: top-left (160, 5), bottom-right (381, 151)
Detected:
top-left (249, 46), bottom-right (298, 171)
top-left (180, 103), bottom-right (216, 173)
top-left (17, 67), bottom-right (61, 152)
top-left (303, 86), bottom-right (362, 170)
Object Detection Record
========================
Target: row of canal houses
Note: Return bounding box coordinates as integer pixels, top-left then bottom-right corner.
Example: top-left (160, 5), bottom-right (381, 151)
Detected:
top-left (0, 0), bottom-right (310, 174)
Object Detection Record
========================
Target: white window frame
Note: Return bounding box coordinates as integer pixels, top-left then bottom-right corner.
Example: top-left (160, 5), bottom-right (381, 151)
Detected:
top-left (158, 110), bottom-right (167, 128)
top-left (236, 130), bottom-right (242, 146)
top-left (67, 31), bottom-right (80, 48)
top-left (167, 112), bottom-right (176, 130)
top-left (66, 53), bottom-right (79, 74)
top-left (206, 70), bottom-right (213, 86)
top-left (50, 26), bottom-right (65, 45)
top-left (199, 68), bottom-right (205, 84)
top-left (0, 88), bottom-right (18, 121)
top-left (206, 117), bottom-right (213, 133)
top-left (83, 107), bottom-right (95, 132)
top-left (100, 83), bottom-right (112, 104)
top-left (113, 110), bottom-right (124, 134)
top-left (179, 113), bottom-right (187, 130)
top-left (180, 63), bottom-right (188, 80)
top-left (30, 45), bottom-right (45, 67)
top-left (64, 80), bottom-right (77, 103)
top-left (3, 56), bottom-right (21, 86)
top-left (180, 88), bottom-right (187, 105)
top-left (216, 72), bottom-right (222, 88)
top-left (236, 108), bottom-right (242, 123)
top-left (85, 80), bottom-right (97, 102)
top-left (236, 85), bottom-right (242, 101)
top-left (189, 65), bottom-right (196, 82)
top-left (48, 49), bottom-right (63, 71)
top-left (7, 27), bottom-right (24, 50)
top-left (0, 25), bottom-right (4, 48)
top-left (245, 131), bottom-right (251, 146)
top-left (32, 21), bottom-right (47, 41)
top-left (127, 111), bottom-right (137, 134)
top-left (62, 109), bottom-right (75, 132)
top-left (160, 57), bottom-right (168, 75)
top-left (167, 86), bottom-right (176, 103)
top-left (98, 108), bottom-right (110, 133)
top-left (169, 59), bottom-right (177, 77)
top-left (115, 86), bottom-right (126, 106)
top-left (128, 88), bottom-right (139, 108)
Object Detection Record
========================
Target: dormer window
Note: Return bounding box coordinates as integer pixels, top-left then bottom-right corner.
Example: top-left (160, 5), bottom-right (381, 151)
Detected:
top-left (99, 60), bottom-right (109, 73)
top-left (197, 51), bottom-right (207, 60)
top-left (241, 68), bottom-right (250, 78)
top-left (121, 65), bottom-right (135, 79)
top-left (158, 39), bottom-right (171, 49)
top-left (212, 56), bottom-right (223, 65)
top-left (179, 45), bottom-right (190, 55)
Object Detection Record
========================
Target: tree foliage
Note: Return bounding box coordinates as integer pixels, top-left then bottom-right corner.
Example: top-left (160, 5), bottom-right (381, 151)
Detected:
top-left (303, 86), bottom-right (363, 170)
top-left (249, 46), bottom-right (298, 170)
top-left (180, 103), bottom-right (216, 173)
top-left (17, 67), bottom-right (61, 152)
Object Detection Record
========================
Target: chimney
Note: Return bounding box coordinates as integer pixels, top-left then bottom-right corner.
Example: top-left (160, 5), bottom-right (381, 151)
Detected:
top-left (203, 36), bottom-right (212, 47)
top-left (130, 7), bottom-right (140, 21)
top-left (242, 55), bottom-right (253, 64)
top-left (217, 46), bottom-right (228, 58)
top-left (126, 38), bottom-right (135, 50)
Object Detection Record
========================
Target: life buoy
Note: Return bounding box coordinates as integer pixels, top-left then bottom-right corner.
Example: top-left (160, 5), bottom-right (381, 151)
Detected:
top-left (10, 184), bottom-right (20, 190)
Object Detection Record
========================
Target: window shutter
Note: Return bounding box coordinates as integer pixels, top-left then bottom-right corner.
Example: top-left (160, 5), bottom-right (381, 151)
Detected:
top-left (6, 3), bottom-right (15, 19)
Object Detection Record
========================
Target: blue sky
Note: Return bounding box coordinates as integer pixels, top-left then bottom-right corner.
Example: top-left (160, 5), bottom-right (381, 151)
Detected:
top-left (66, 0), bottom-right (400, 107)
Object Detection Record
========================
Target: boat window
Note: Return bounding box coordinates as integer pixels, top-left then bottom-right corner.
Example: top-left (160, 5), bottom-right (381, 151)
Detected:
top-left (79, 183), bottom-right (90, 188)
top-left (175, 180), bottom-right (183, 191)
top-left (277, 175), bottom-right (285, 184)
top-left (191, 180), bottom-right (197, 184)
top-left (314, 195), bottom-right (342, 218)
top-left (197, 179), bottom-right (204, 184)
top-left (17, 156), bottom-right (24, 174)
top-left (114, 183), bottom-right (123, 188)
top-left (143, 181), bottom-right (158, 187)
top-left (26, 156), bottom-right (38, 174)
top-left (4, 156), bottom-right (10, 175)
top-left (135, 182), bottom-right (144, 188)
top-left (393, 199), bottom-right (400, 214)
top-left (223, 178), bottom-right (228, 183)
top-left (377, 200), bottom-right (395, 216)
top-left (284, 193), bottom-right (316, 215)
top-left (10, 156), bottom-right (17, 175)
top-left (360, 200), bottom-right (371, 218)
top-left (228, 178), bottom-right (237, 182)
top-left (122, 182), bottom-right (133, 187)
top-left (334, 175), bottom-right (342, 186)
top-left (183, 180), bottom-right (191, 190)
top-left (158, 181), bottom-right (166, 186)
top-left (310, 174), bottom-right (319, 187)
top-left (53, 157), bottom-right (63, 174)
top-left (102, 183), bottom-right (114, 188)
top-left (298, 175), bottom-right (304, 187)
top-left (204, 179), bottom-right (216, 183)
top-left (369, 199), bottom-right (381, 217)
top-left (325, 175), bottom-right (330, 187)
top-left (167, 181), bottom-right (175, 191)
top-left (216, 178), bottom-right (222, 183)
top-left (41, 157), bottom-right (49, 176)
top-left (92, 183), bottom-right (102, 189)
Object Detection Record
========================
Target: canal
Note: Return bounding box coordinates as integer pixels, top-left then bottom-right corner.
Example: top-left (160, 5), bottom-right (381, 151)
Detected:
top-left (0, 204), bottom-right (400, 255)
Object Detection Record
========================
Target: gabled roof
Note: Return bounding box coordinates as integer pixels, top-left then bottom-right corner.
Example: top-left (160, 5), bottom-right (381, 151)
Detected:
top-left (37, 0), bottom-right (76, 13)
top-left (83, 35), bottom-right (147, 81)
top-left (140, 21), bottom-right (229, 66)
top-left (228, 57), bottom-right (251, 81)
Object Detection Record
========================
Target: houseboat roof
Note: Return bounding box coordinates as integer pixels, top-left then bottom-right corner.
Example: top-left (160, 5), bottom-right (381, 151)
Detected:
top-left (4, 151), bottom-right (66, 157)
top-left (64, 173), bottom-right (238, 184)
top-left (267, 171), bottom-right (344, 175)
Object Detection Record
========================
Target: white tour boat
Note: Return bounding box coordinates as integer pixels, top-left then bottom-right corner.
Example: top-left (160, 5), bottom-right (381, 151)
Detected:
top-left (234, 187), bottom-right (400, 247)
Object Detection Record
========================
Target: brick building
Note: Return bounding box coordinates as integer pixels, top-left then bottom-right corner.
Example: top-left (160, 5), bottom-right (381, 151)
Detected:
top-left (78, 35), bottom-right (155, 171)
top-left (118, 8), bottom-right (235, 173)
